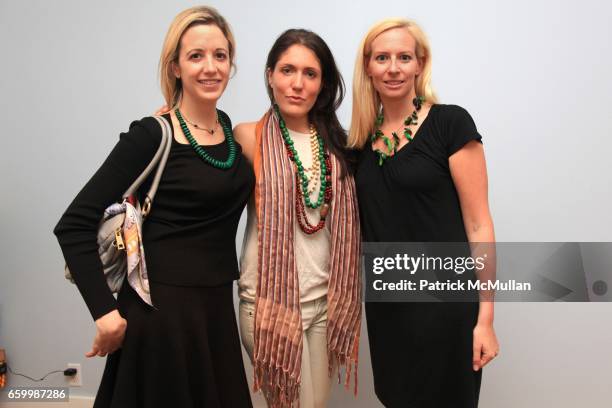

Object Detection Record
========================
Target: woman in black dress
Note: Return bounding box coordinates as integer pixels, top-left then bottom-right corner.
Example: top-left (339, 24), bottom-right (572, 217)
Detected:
top-left (54, 6), bottom-right (253, 407)
top-left (349, 18), bottom-right (499, 407)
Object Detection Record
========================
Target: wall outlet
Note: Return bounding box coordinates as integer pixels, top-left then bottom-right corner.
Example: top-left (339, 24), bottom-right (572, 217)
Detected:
top-left (66, 363), bottom-right (82, 387)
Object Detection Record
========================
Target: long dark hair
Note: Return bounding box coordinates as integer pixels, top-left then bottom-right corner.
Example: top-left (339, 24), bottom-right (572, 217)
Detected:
top-left (265, 29), bottom-right (356, 176)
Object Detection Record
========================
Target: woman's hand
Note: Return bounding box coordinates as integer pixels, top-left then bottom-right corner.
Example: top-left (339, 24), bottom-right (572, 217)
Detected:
top-left (154, 104), bottom-right (170, 116)
top-left (86, 309), bottom-right (127, 358)
top-left (472, 322), bottom-right (499, 371)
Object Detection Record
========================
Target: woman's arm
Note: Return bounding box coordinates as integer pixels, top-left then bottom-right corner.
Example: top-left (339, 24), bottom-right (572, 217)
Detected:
top-left (450, 140), bottom-right (499, 371)
top-left (233, 122), bottom-right (257, 165)
top-left (54, 118), bottom-right (162, 321)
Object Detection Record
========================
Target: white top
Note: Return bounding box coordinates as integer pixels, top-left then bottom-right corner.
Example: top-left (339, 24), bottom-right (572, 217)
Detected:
top-left (238, 128), bottom-right (330, 303)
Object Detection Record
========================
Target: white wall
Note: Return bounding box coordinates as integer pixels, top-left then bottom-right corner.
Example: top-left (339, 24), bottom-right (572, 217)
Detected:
top-left (1, 0), bottom-right (611, 406)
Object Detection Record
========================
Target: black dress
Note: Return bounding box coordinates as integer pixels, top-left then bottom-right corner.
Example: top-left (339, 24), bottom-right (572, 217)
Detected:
top-left (355, 104), bottom-right (483, 408)
top-left (54, 112), bottom-right (254, 408)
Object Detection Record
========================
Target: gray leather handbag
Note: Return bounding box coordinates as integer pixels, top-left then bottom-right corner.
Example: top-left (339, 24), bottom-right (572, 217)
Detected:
top-left (64, 116), bottom-right (173, 294)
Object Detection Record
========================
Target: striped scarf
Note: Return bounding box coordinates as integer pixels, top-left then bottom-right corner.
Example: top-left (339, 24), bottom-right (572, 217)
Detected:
top-left (252, 109), bottom-right (362, 407)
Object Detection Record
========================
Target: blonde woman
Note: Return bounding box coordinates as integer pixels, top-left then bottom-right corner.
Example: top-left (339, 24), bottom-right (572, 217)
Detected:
top-left (54, 6), bottom-right (253, 407)
top-left (350, 19), bottom-right (499, 407)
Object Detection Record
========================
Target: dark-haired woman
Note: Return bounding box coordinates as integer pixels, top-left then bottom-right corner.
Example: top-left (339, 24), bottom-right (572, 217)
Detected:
top-left (54, 6), bottom-right (253, 407)
top-left (234, 29), bottom-right (361, 408)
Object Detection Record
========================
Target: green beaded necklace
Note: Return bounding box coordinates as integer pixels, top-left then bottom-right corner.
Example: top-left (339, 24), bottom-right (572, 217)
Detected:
top-left (274, 104), bottom-right (328, 209)
top-left (371, 96), bottom-right (424, 166)
top-left (175, 108), bottom-right (237, 170)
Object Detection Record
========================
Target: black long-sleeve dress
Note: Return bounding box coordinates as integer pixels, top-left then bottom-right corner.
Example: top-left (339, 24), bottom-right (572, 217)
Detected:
top-left (54, 112), bottom-right (254, 408)
top-left (355, 104), bottom-right (483, 408)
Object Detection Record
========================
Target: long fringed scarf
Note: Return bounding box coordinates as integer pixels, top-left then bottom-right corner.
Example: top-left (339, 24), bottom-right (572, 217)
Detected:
top-left (252, 109), bottom-right (362, 407)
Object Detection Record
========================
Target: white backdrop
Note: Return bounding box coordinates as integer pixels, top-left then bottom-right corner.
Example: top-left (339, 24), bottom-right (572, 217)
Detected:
top-left (1, 0), bottom-right (611, 406)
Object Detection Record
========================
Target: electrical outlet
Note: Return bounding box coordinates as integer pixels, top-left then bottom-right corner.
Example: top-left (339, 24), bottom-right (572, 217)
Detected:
top-left (66, 363), bottom-right (82, 387)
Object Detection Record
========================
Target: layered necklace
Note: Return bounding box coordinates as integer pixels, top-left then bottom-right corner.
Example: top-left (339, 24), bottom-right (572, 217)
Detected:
top-left (274, 104), bottom-right (332, 234)
top-left (181, 112), bottom-right (218, 134)
top-left (175, 108), bottom-right (237, 169)
top-left (371, 96), bottom-right (424, 166)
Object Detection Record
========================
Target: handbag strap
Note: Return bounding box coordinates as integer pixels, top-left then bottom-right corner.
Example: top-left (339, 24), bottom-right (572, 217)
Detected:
top-left (121, 116), bottom-right (173, 217)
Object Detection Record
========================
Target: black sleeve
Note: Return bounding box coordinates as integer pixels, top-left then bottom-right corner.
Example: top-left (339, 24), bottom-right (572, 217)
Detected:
top-left (443, 105), bottom-right (483, 157)
top-left (218, 109), bottom-right (232, 130)
top-left (53, 117), bottom-right (163, 321)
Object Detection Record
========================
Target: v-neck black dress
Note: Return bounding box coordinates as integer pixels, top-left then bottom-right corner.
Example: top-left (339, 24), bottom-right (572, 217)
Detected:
top-left (355, 104), bottom-right (483, 408)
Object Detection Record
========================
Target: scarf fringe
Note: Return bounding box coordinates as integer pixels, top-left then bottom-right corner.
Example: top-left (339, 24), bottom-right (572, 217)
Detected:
top-left (253, 360), bottom-right (301, 408)
top-left (329, 325), bottom-right (361, 396)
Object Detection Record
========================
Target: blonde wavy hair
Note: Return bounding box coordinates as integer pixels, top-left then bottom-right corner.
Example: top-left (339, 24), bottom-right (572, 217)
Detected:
top-left (348, 18), bottom-right (438, 149)
top-left (159, 6), bottom-right (236, 109)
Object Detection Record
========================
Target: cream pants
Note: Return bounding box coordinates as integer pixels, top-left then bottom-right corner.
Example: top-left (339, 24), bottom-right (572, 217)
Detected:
top-left (239, 296), bottom-right (336, 408)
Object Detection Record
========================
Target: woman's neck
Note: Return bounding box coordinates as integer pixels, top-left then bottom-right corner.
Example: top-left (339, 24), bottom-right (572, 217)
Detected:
top-left (380, 91), bottom-right (417, 124)
top-left (281, 112), bottom-right (310, 134)
top-left (177, 95), bottom-right (217, 128)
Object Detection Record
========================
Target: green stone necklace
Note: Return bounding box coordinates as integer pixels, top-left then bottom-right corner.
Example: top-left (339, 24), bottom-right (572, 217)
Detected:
top-left (274, 104), bottom-right (329, 209)
top-left (371, 96), bottom-right (424, 166)
top-left (175, 108), bottom-right (237, 170)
